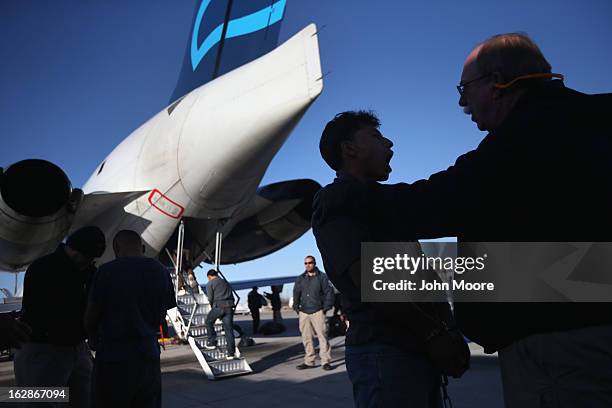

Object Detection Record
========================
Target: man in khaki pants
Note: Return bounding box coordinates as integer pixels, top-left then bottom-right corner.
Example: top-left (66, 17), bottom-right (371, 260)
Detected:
top-left (293, 256), bottom-right (335, 370)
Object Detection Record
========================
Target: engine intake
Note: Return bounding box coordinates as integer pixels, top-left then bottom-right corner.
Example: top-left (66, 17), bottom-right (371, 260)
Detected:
top-left (1, 159), bottom-right (71, 217)
top-left (0, 159), bottom-right (77, 271)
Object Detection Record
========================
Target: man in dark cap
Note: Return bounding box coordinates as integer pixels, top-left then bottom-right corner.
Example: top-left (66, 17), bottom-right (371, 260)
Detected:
top-left (14, 225), bottom-right (106, 408)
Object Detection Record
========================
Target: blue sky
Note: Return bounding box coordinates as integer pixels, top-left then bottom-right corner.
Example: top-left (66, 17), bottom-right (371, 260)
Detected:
top-left (1, 0), bottom-right (611, 300)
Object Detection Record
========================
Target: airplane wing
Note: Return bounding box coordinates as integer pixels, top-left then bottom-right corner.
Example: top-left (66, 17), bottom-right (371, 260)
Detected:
top-left (218, 275), bottom-right (297, 291)
top-left (71, 190), bottom-right (148, 230)
top-left (183, 178), bottom-right (321, 267)
top-left (0, 160), bottom-right (146, 271)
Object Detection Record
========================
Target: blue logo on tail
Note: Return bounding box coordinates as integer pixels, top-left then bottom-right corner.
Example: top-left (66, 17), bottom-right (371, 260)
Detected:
top-left (191, 0), bottom-right (286, 71)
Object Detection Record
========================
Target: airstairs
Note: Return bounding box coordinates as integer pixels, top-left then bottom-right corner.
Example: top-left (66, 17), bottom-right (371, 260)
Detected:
top-left (165, 223), bottom-right (252, 380)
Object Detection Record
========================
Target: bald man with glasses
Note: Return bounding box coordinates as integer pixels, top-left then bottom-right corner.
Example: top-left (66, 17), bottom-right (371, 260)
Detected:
top-left (342, 33), bottom-right (612, 407)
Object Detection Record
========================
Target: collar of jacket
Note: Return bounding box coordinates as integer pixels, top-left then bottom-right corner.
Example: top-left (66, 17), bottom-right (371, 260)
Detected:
top-left (55, 243), bottom-right (78, 271)
top-left (335, 170), bottom-right (363, 183)
top-left (302, 267), bottom-right (321, 277)
top-left (56, 243), bottom-right (98, 281)
top-left (495, 79), bottom-right (570, 132)
top-left (335, 170), bottom-right (382, 187)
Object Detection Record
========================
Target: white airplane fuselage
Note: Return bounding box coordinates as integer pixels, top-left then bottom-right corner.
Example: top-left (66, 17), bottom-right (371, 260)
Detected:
top-left (77, 24), bottom-right (322, 262)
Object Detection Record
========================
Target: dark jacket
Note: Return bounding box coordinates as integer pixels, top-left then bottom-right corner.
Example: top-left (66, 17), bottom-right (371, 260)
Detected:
top-left (367, 81), bottom-right (612, 352)
top-left (313, 175), bottom-right (453, 349)
top-left (292, 268), bottom-right (335, 314)
top-left (22, 244), bottom-right (94, 345)
top-left (90, 256), bottom-right (177, 362)
top-left (264, 291), bottom-right (281, 311)
top-left (206, 277), bottom-right (234, 308)
top-left (247, 290), bottom-right (266, 310)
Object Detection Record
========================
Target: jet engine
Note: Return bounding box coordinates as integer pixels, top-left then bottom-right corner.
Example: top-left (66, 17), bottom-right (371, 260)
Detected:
top-left (0, 159), bottom-right (82, 271)
top-left (216, 179), bottom-right (321, 264)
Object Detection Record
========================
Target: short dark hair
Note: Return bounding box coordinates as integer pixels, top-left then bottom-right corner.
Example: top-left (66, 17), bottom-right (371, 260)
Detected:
top-left (319, 110), bottom-right (380, 171)
top-left (112, 230), bottom-right (141, 252)
top-left (207, 269), bottom-right (218, 277)
top-left (66, 226), bottom-right (106, 258)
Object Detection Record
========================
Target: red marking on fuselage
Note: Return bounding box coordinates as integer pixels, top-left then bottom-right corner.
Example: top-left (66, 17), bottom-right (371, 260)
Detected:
top-left (148, 189), bottom-right (184, 219)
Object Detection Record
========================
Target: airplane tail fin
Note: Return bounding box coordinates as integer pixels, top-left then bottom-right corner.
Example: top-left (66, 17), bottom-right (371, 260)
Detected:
top-left (170, 0), bottom-right (287, 104)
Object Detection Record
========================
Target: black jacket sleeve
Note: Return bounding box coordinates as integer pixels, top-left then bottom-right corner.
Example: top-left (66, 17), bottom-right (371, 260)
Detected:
top-left (21, 258), bottom-right (52, 334)
top-left (312, 182), bottom-right (369, 297)
top-left (206, 281), bottom-right (214, 305)
top-left (320, 274), bottom-right (335, 312)
top-left (312, 180), bottom-right (448, 341)
top-left (292, 277), bottom-right (302, 312)
top-left (370, 132), bottom-right (510, 240)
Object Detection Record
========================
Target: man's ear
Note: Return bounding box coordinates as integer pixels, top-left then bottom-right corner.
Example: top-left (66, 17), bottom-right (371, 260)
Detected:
top-left (340, 140), bottom-right (358, 159)
top-left (492, 71), bottom-right (504, 100)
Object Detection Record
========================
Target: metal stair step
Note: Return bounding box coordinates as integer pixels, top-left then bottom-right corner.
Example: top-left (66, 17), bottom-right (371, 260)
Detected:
top-left (188, 324), bottom-right (224, 338)
top-left (180, 314), bottom-right (207, 326)
top-left (168, 238), bottom-right (251, 380)
top-left (186, 323), bottom-right (220, 330)
top-left (193, 335), bottom-right (230, 348)
top-left (208, 358), bottom-right (250, 375)
top-left (178, 303), bottom-right (210, 315)
top-left (201, 348), bottom-right (233, 361)
top-left (188, 326), bottom-right (208, 338)
top-left (187, 336), bottom-right (252, 380)
top-left (177, 293), bottom-right (208, 305)
top-left (213, 369), bottom-right (253, 378)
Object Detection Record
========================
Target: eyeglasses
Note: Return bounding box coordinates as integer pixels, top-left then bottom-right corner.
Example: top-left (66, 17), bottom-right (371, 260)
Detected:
top-left (456, 73), bottom-right (492, 96)
top-left (304, 261), bottom-right (314, 265)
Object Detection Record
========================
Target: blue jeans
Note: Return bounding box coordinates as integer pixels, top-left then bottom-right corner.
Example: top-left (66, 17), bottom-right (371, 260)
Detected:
top-left (345, 342), bottom-right (442, 408)
top-left (206, 306), bottom-right (235, 356)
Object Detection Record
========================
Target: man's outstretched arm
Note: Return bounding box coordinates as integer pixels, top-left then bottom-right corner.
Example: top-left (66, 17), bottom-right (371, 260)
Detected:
top-left (372, 134), bottom-right (510, 239)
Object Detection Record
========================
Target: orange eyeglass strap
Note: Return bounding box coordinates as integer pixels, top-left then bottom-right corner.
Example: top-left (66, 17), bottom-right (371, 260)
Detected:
top-left (494, 73), bottom-right (564, 89)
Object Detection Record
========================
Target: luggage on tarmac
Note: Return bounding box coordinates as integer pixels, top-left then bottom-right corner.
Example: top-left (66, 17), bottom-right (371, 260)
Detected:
top-left (327, 315), bottom-right (347, 338)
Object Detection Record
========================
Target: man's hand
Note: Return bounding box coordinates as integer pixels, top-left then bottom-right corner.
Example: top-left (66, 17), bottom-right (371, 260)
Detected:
top-left (425, 327), bottom-right (470, 378)
top-left (87, 336), bottom-right (98, 352)
top-left (0, 313), bottom-right (31, 349)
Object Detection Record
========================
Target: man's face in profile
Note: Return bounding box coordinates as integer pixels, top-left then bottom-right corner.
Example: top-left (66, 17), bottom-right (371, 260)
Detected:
top-left (459, 47), bottom-right (497, 131)
top-left (347, 125), bottom-right (394, 181)
top-left (73, 253), bottom-right (94, 271)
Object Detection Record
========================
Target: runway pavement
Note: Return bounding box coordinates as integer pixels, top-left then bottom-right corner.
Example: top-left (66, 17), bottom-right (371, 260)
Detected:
top-left (0, 310), bottom-right (504, 407)
top-left (162, 311), bottom-right (504, 407)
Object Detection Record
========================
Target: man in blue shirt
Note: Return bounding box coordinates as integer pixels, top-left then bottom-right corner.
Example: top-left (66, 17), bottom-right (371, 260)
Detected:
top-left (85, 230), bottom-right (176, 408)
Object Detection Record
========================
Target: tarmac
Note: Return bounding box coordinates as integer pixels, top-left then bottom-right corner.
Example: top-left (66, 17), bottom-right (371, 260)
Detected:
top-left (0, 310), bottom-right (504, 407)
